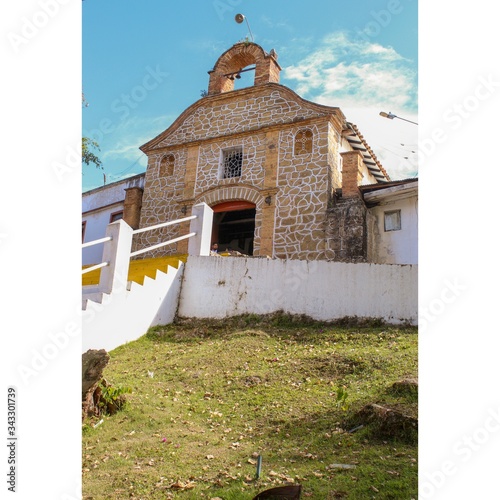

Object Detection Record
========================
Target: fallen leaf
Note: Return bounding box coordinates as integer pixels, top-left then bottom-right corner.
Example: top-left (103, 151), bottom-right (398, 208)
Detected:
top-left (169, 480), bottom-right (196, 490)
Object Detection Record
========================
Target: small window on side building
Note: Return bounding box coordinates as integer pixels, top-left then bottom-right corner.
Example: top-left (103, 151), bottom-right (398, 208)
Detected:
top-left (110, 211), bottom-right (124, 223)
top-left (384, 210), bottom-right (401, 231)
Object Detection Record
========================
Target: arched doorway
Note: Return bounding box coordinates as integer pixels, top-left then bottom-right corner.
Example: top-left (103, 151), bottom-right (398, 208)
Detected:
top-left (212, 201), bottom-right (256, 255)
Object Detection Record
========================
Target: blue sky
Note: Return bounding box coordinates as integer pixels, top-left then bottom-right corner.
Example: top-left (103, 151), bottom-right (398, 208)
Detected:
top-left (82, 0), bottom-right (418, 191)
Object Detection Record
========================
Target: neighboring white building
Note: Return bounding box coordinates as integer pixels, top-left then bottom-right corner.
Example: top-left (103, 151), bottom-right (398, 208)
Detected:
top-left (82, 173), bottom-right (145, 265)
top-left (362, 179), bottom-right (418, 265)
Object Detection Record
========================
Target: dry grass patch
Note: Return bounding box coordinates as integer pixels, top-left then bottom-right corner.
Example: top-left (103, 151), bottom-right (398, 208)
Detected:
top-left (83, 314), bottom-right (417, 499)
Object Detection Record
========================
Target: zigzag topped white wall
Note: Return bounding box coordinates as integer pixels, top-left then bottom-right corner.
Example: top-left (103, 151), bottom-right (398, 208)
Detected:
top-left (82, 263), bottom-right (184, 353)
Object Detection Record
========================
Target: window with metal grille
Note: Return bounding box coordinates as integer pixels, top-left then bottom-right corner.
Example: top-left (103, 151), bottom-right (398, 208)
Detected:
top-left (294, 129), bottom-right (313, 155)
top-left (222, 147), bottom-right (243, 178)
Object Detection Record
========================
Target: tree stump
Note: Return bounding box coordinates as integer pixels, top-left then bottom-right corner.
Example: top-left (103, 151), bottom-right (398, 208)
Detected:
top-left (82, 349), bottom-right (110, 419)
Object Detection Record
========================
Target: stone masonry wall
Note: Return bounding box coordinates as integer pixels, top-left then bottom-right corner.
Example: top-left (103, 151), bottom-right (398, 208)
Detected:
top-left (132, 149), bottom-right (187, 258)
top-left (273, 122), bottom-right (330, 260)
top-left (325, 196), bottom-right (368, 262)
top-left (137, 84), bottom-right (346, 260)
top-left (151, 86), bottom-right (332, 150)
top-left (195, 134), bottom-right (266, 196)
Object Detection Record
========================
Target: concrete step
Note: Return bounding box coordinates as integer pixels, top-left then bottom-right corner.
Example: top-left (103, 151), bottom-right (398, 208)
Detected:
top-left (82, 254), bottom-right (187, 286)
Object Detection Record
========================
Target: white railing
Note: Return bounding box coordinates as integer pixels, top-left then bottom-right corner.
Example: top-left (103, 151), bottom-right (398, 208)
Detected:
top-left (81, 236), bottom-right (112, 249)
top-left (82, 261), bottom-right (109, 275)
top-left (82, 203), bottom-right (213, 294)
top-left (129, 215), bottom-right (198, 258)
top-left (132, 215), bottom-right (196, 235)
top-left (130, 233), bottom-right (196, 258)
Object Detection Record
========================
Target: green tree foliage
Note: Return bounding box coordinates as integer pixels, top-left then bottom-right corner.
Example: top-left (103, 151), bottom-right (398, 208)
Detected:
top-left (82, 137), bottom-right (102, 169)
top-left (82, 91), bottom-right (102, 169)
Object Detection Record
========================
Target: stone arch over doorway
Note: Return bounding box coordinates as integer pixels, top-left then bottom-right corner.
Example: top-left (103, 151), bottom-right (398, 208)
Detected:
top-left (195, 185), bottom-right (265, 255)
top-left (196, 184), bottom-right (263, 208)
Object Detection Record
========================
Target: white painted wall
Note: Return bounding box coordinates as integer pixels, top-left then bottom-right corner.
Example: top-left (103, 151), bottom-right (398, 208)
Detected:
top-left (179, 256), bottom-right (417, 325)
top-left (82, 204), bottom-right (124, 265)
top-left (82, 263), bottom-right (184, 353)
top-left (368, 195), bottom-right (418, 265)
top-left (82, 174), bottom-right (145, 265)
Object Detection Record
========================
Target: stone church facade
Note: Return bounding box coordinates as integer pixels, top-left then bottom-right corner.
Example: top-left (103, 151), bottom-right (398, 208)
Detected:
top-left (131, 42), bottom-right (392, 261)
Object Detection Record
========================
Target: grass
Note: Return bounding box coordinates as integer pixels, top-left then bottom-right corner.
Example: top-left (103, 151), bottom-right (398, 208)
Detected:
top-left (82, 314), bottom-right (417, 499)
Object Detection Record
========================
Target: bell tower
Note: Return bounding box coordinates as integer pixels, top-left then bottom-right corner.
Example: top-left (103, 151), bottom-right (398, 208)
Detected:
top-left (207, 42), bottom-right (281, 95)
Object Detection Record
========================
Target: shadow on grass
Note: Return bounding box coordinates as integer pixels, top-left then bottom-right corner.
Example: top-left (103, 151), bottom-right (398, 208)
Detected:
top-left (146, 312), bottom-right (416, 345)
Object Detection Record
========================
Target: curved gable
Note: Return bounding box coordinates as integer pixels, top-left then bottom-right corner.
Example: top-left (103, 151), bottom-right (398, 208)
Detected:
top-left (140, 83), bottom-right (344, 152)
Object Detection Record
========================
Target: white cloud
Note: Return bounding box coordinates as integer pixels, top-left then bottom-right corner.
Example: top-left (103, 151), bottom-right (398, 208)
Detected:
top-left (283, 30), bottom-right (416, 112)
top-left (283, 31), bottom-right (418, 180)
top-left (344, 106), bottom-right (418, 180)
top-left (362, 43), bottom-right (402, 60)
